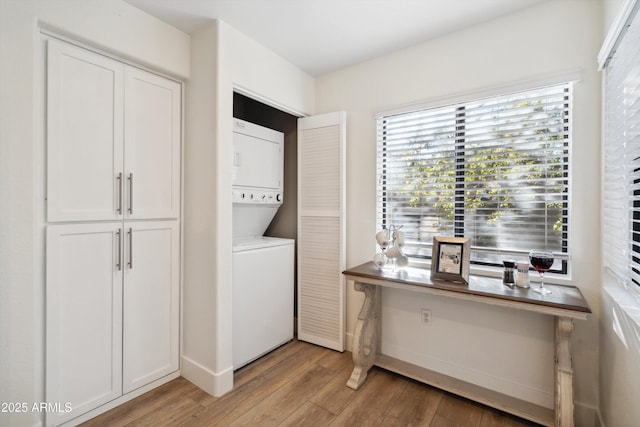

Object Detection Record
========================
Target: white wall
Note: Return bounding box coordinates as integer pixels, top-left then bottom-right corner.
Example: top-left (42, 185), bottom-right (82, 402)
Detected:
top-left (315, 0), bottom-right (602, 423)
top-left (0, 1), bottom-right (189, 425)
top-left (181, 21), bottom-right (224, 395)
top-left (181, 19), bottom-right (314, 396)
top-left (599, 2), bottom-right (640, 426)
top-left (599, 283), bottom-right (640, 426)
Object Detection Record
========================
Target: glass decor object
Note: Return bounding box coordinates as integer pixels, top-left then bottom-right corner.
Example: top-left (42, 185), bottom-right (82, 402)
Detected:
top-left (529, 250), bottom-right (554, 295)
top-left (374, 225), bottom-right (408, 271)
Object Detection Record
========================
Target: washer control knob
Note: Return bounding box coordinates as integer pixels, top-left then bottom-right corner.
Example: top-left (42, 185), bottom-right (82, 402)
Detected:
top-left (276, 193), bottom-right (282, 202)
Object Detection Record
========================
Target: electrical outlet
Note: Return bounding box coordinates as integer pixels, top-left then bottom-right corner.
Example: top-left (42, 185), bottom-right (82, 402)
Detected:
top-left (421, 308), bottom-right (432, 325)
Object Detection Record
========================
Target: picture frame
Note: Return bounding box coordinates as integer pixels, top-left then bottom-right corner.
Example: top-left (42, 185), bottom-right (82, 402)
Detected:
top-left (431, 236), bottom-right (470, 284)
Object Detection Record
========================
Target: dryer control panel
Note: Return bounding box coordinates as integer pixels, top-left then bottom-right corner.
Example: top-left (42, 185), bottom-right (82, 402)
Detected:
top-left (233, 189), bottom-right (282, 205)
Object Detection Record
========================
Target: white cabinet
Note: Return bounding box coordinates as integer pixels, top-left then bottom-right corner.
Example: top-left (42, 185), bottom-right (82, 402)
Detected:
top-left (47, 39), bottom-right (181, 222)
top-left (46, 223), bottom-right (124, 426)
top-left (123, 221), bottom-right (180, 393)
top-left (46, 221), bottom-right (179, 426)
top-left (124, 67), bottom-right (181, 220)
top-left (45, 39), bottom-right (181, 426)
top-left (46, 41), bottom-right (124, 222)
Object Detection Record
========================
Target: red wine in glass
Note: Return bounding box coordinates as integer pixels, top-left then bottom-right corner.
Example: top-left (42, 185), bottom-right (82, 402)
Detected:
top-left (529, 251), bottom-right (554, 295)
top-left (530, 255), bottom-right (553, 272)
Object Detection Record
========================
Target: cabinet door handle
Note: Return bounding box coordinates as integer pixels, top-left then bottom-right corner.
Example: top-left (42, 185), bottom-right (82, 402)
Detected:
top-left (128, 227), bottom-right (133, 269)
top-left (116, 229), bottom-right (122, 271)
top-left (128, 173), bottom-right (133, 215)
top-left (116, 173), bottom-right (123, 215)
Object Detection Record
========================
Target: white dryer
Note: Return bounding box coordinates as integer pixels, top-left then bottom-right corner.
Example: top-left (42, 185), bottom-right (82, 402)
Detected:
top-left (231, 118), bottom-right (294, 369)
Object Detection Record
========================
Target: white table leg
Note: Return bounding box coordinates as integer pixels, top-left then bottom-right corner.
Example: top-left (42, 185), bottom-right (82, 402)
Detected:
top-left (555, 316), bottom-right (574, 427)
top-left (347, 282), bottom-right (381, 390)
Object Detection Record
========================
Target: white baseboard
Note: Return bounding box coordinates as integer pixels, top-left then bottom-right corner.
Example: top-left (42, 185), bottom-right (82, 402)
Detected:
top-left (181, 355), bottom-right (234, 397)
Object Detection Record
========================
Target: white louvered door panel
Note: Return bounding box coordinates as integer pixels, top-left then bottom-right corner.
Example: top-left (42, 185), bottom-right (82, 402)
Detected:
top-left (297, 112), bottom-right (346, 351)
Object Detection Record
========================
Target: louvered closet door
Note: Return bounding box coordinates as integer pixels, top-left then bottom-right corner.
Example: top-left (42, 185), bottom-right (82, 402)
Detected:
top-left (297, 111), bottom-right (346, 351)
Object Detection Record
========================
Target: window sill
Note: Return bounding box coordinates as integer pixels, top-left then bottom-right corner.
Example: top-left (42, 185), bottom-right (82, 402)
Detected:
top-left (603, 270), bottom-right (640, 332)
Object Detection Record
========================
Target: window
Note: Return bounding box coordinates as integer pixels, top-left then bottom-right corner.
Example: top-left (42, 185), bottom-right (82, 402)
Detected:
top-left (376, 84), bottom-right (571, 273)
top-left (602, 2), bottom-right (640, 288)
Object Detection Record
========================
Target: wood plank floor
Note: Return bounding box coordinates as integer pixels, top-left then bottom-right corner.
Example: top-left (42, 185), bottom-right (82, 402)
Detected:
top-left (81, 340), bottom-right (541, 427)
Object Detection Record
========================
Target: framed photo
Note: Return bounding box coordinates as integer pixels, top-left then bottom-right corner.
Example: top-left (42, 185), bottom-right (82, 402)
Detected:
top-left (431, 236), bottom-right (470, 284)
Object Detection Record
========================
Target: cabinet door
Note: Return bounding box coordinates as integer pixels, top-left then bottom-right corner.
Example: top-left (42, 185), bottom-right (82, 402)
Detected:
top-left (297, 112), bottom-right (347, 352)
top-left (47, 40), bottom-right (124, 222)
top-left (46, 223), bottom-right (123, 426)
top-left (122, 221), bottom-right (180, 393)
top-left (124, 68), bottom-right (181, 220)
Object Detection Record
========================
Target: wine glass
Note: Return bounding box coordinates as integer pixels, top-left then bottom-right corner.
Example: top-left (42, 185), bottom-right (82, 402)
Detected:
top-left (529, 250), bottom-right (554, 295)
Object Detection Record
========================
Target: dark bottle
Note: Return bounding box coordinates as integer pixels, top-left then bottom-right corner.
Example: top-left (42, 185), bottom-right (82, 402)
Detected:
top-left (502, 260), bottom-right (516, 286)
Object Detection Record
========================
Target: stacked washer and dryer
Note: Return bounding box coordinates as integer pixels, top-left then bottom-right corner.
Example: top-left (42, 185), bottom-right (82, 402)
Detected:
top-left (232, 118), bottom-right (295, 369)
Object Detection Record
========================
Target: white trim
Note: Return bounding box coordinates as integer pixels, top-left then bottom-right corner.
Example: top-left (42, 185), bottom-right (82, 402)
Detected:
top-left (598, 0), bottom-right (640, 70)
top-left (181, 355), bottom-right (234, 397)
top-left (233, 84), bottom-right (307, 118)
top-left (39, 26), bottom-right (184, 83)
top-left (375, 69), bottom-right (582, 118)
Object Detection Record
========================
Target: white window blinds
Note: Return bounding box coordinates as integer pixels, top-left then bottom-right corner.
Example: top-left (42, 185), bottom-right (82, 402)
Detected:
top-left (603, 3), bottom-right (640, 287)
top-left (376, 84), bottom-right (571, 271)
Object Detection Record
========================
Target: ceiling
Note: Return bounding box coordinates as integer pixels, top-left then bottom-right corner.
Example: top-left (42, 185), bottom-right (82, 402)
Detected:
top-left (125, 0), bottom-right (548, 77)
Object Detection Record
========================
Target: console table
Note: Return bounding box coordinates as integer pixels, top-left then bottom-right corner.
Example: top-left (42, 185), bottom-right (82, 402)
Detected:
top-left (343, 262), bottom-right (591, 427)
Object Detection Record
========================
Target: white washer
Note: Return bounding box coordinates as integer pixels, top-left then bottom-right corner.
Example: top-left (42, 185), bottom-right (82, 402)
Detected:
top-left (232, 236), bottom-right (294, 369)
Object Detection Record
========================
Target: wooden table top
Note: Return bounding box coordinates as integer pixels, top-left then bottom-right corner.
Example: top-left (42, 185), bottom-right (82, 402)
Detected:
top-left (343, 262), bottom-right (591, 318)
